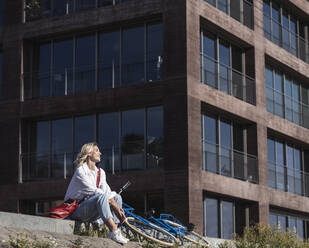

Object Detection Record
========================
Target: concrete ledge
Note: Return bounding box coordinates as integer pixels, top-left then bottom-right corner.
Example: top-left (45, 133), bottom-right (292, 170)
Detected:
top-left (0, 212), bottom-right (75, 234)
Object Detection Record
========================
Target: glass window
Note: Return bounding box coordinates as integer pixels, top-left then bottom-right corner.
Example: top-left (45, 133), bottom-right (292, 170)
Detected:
top-left (203, 33), bottom-right (216, 59)
top-left (205, 0), bottom-right (215, 7)
top-left (205, 197), bottom-right (219, 238)
top-left (147, 23), bottom-right (163, 82)
top-left (75, 0), bottom-right (96, 11)
top-left (271, 2), bottom-right (281, 45)
top-left (263, 0), bottom-right (272, 40)
top-left (286, 145), bottom-right (295, 193)
top-left (219, 41), bottom-right (230, 93)
top-left (218, 0), bottom-right (228, 14)
top-left (222, 201), bottom-right (234, 239)
top-left (203, 115), bottom-right (217, 173)
top-left (285, 78), bottom-right (293, 122)
top-left (121, 109), bottom-right (145, 170)
top-left (297, 219), bottom-right (304, 239)
top-left (292, 83), bottom-right (300, 125)
top-left (53, 39), bottom-right (73, 96)
top-left (38, 43), bottom-right (51, 98)
top-left (122, 26), bottom-right (145, 86)
top-left (51, 118), bottom-right (72, 178)
top-left (270, 213), bottom-right (278, 228)
top-left (230, 0), bottom-right (240, 22)
top-left (98, 113), bottom-right (120, 173)
top-left (282, 12), bottom-right (290, 51)
top-left (202, 33), bottom-right (216, 88)
top-left (278, 215), bottom-right (286, 231)
top-left (243, 0), bottom-right (253, 28)
top-left (31, 121), bottom-right (50, 179)
top-left (220, 120), bottom-right (232, 177)
top-left (98, 0), bottom-right (114, 7)
top-left (266, 67), bottom-right (274, 113)
top-left (74, 115), bottom-right (95, 156)
top-left (75, 34), bottom-right (96, 93)
top-left (52, 0), bottom-right (68, 16)
top-left (288, 217), bottom-right (297, 234)
top-left (274, 71), bottom-right (283, 117)
top-left (98, 31), bottom-right (120, 89)
top-left (268, 138), bottom-right (276, 189)
top-left (147, 107), bottom-right (163, 168)
top-left (276, 141), bottom-right (285, 191)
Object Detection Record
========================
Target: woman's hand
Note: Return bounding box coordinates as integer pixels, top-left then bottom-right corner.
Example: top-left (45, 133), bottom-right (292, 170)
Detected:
top-left (109, 198), bottom-right (126, 224)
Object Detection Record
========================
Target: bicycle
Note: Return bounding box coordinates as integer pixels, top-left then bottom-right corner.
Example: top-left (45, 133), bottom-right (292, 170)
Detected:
top-left (147, 212), bottom-right (210, 247)
top-left (122, 203), bottom-right (179, 247)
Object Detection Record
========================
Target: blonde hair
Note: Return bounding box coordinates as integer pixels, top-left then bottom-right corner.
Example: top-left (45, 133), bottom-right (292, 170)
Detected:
top-left (74, 142), bottom-right (99, 167)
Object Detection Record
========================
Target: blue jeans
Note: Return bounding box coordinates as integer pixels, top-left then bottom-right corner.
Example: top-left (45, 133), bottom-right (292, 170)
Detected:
top-left (70, 193), bottom-right (122, 224)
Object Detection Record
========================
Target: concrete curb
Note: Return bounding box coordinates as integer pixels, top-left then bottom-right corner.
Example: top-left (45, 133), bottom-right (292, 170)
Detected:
top-left (0, 212), bottom-right (75, 235)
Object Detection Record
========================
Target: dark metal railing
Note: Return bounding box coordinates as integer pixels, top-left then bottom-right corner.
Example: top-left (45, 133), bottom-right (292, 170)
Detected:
top-left (202, 141), bottom-right (258, 183)
top-left (200, 54), bottom-right (256, 105)
top-left (263, 14), bottom-right (309, 63)
top-left (20, 145), bottom-right (163, 182)
top-left (22, 59), bottom-right (162, 100)
top-left (268, 161), bottom-right (309, 197)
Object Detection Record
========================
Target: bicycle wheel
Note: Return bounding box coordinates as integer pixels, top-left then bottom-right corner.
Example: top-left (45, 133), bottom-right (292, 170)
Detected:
top-left (183, 231), bottom-right (209, 247)
top-left (124, 217), bottom-right (178, 247)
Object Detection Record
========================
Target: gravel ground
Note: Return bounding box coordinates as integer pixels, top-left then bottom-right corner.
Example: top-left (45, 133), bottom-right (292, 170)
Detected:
top-left (0, 225), bottom-right (143, 248)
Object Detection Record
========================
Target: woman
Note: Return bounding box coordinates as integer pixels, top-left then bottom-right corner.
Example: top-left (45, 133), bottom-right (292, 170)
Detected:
top-left (65, 142), bottom-right (128, 244)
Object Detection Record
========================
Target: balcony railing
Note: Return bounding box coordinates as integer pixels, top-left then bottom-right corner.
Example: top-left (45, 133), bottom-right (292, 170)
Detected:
top-left (266, 86), bottom-right (309, 129)
top-left (203, 141), bottom-right (258, 183)
top-left (20, 151), bottom-right (74, 182)
top-left (200, 54), bottom-right (256, 105)
top-left (20, 146), bottom-right (163, 182)
top-left (263, 14), bottom-right (309, 63)
top-left (268, 162), bottom-right (309, 197)
top-left (24, 0), bottom-right (133, 22)
top-left (22, 59), bottom-right (162, 100)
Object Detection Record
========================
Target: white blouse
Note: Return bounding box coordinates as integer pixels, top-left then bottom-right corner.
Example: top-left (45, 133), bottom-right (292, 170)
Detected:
top-left (64, 163), bottom-right (116, 202)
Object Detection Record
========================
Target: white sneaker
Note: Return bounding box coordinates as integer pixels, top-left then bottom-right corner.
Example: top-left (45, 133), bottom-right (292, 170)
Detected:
top-left (120, 232), bottom-right (129, 243)
top-left (108, 229), bottom-right (128, 244)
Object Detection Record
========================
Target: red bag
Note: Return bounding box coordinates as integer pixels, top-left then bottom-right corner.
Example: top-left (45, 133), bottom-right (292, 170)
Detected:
top-left (48, 167), bottom-right (101, 219)
top-left (48, 200), bottom-right (80, 219)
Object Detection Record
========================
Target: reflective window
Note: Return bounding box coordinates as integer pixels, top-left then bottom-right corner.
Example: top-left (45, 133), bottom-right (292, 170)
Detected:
top-left (122, 26), bottom-right (145, 86)
top-left (220, 120), bottom-right (231, 176)
top-left (75, 34), bottom-right (96, 93)
top-left (270, 211), bottom-right (308, 239)
top-left (204, 0), bottom-right (253, 28)
top-left (29, 22), bottom-right (162, 100)
top-left (268, 137), bottom-right (305, 196)
top-left (266, 65), bottom-right (308, 128)
top-left (263, 0), bottom-right (308, 63)
top-left (53, 39), bottom-right (73, 96)
top-left (39, 43), bottom-right (51, 97)
top-left (98, 31), bottom-right (120, 89)
top-left (30, 121), bottom-right (50, 180)
top-left (98, 113), bottom-right (120, 172)
top-left (147, 23), bottom-right (163, 82)
top-left (147, 106), bottom-right (164, 168)
top-left (52, 118), bottom-right (72, 178)
top-left (205, 197), bottom-right (219, 238)
top-left (205, 196), bottom-right (255, 239)
top-left (201, 31), bottom-right (255, 105)
top-left (203, 115), bottom-right (217, 173)
top-left (222, 201), bottom-right (234, 239)
top-left (24, 106), bottom-right (163, 181)
top-left (121, 109), bottom-right (145, 170)
top-left (74, 115), bottom-right (95, 156)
